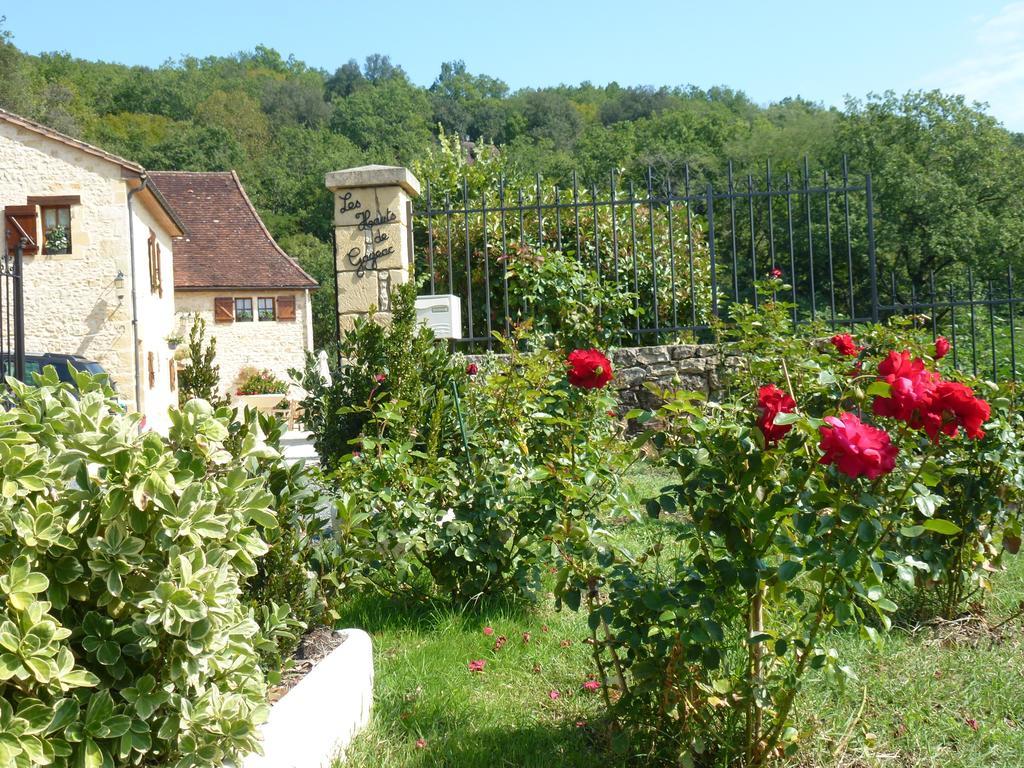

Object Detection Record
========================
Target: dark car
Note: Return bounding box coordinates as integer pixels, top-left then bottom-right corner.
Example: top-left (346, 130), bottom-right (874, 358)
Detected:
top-left (3, 353), bottom-right (114, 388)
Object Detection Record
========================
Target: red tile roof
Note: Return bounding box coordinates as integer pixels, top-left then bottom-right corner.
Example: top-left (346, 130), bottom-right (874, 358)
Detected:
top-left (149, 171), bottom-right (317, 291)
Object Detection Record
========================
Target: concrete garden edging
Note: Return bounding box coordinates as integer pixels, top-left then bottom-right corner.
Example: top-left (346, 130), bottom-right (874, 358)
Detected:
top-left (239, 629), bottom-right (373, 768)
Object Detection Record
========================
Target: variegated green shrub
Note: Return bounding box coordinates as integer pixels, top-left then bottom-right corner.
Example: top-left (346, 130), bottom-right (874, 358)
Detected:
top-left (0, 369), bottom-right (281, 768)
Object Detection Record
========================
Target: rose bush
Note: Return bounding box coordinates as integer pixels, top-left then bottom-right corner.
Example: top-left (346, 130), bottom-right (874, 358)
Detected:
top-left (553, 300), bottom-right (1020, 766)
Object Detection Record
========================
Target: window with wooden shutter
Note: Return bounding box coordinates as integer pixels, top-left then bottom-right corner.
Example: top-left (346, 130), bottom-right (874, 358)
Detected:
top-left (214, 297), bottom-right (234, 323)
top-left (148, 352), bottom-right (155, 389)
top-left (4, 205), bottom-right (40, 255)
top-left (277, 295), bottom-right (296, 321)
top-left (148, 230), bottom-right (162, 296)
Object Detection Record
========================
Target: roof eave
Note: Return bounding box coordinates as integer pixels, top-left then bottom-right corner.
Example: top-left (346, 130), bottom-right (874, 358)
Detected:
top-left (174, 283), bottom-right (319, 292)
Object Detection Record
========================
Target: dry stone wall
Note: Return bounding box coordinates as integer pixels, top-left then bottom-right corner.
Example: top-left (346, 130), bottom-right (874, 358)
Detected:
top-left (467, 343), bottom-right (742, 410)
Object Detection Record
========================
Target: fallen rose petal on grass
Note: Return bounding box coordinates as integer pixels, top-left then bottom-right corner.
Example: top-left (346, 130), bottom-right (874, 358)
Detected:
top-left (468, 659), bottom-right (486, 673)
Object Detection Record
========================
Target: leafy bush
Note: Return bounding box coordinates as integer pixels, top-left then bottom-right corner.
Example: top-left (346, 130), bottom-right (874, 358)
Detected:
top-left (235, 368), bottom-right (288, 396)
top-left (556, 310), bottom-right (1014, 766)
top-left (0, 370), bottom-right (284, 768)
top-left (292, 280), bottom-right (463, 468)
top-left (503, 245), bottom-right (635, 349)
top-left (328, 336), bottom-right (632, 599)
top-left (413, 131), bottom-right (713, 344)
top-left (177, 315), bottom-right (224, 407)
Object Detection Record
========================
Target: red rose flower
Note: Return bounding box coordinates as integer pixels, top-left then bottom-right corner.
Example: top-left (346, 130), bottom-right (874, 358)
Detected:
top-left (466, 362), bottom-right (479, 376)
top-left (830, 333), bottom-right (862, 357)
top-left (921, 381), bottom-right (990, 442)
top-left (468, 659), bottom-right (486, 673)
top-left (769, 267), bottom-right (783, 279)
top-left (934, 336), bottom-right (951, 360)
top-left (871, 350), bottom-right (938, 427)
top-left (567, 349), bottom-right (614, 389)
top-left (818, 412), bottom-right (898, 480)
top-left (756, 384), bottom-right (797, 446)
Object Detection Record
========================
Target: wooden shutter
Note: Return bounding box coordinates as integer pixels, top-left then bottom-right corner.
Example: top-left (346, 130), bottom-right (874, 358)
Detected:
top-left (214, 297), bottom-right (234, 323)
top-left (169, 361), bottom-right (177, 391)
top-left (147, 352), bottom-right (155, 389)
top-left (277, 295), bottom-right (296, 321)
top-left (4, 205), bottom-right (39, 255)
top-left (148, 230), bottom-right (162, 296)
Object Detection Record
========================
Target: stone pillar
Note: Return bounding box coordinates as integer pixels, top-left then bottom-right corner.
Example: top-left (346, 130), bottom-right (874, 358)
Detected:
top-left (325, 165), bottom-right (421, 334)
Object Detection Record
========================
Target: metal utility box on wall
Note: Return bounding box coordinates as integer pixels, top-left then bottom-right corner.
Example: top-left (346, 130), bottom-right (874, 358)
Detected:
top-left (415, 294), bottom-right (462, 339)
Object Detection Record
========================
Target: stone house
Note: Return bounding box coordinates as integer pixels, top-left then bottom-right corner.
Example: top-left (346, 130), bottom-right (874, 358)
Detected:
top-left (0, 107), bottom-right (184, 433)
top-left (149, 171), bottom-right (317, 397)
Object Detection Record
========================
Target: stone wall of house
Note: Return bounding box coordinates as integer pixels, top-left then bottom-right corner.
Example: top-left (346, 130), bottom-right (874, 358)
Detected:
top-left (0, 120), bottom-right (177, 432)
top-left (175, 289), bottom-right (314, 398)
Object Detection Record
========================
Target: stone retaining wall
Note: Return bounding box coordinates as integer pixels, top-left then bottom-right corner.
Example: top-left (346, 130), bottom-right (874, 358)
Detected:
top-left (611, 344), bottom-right (741, 410)
top-left (467, 343), bottom-right (741, 411)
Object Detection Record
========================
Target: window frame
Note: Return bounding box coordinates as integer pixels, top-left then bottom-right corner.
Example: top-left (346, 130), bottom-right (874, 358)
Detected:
top-left (234, 297), bottom-right (254, 322)
top-left (41, 205), bottom-right (72, 255)
top-left (257, 296), bottom-right (276, 322)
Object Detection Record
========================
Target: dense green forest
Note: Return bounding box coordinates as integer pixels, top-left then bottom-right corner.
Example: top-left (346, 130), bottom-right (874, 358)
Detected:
top-left (3, 19), bottom-right (1024, 345)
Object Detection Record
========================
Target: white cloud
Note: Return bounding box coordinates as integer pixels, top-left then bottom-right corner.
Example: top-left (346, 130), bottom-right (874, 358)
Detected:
top-left (928, 2), bottom-right (1024, 130)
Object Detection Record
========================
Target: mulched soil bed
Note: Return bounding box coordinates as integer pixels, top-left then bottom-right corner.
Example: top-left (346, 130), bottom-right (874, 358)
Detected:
top-left (269, 626), bottom-right (346, 703)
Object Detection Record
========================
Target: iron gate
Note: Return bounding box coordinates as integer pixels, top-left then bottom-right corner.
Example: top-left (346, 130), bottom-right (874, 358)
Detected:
top-left (1, 238), bottom-right (26, 385)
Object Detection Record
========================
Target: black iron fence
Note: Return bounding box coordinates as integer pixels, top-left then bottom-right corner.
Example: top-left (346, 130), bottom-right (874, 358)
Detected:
top-left (0, 240), bottom-right (26, 386)
top-left (413, 159), bottom-right (878, 350)
top-left (880, 267), bottom-right (1023, 384)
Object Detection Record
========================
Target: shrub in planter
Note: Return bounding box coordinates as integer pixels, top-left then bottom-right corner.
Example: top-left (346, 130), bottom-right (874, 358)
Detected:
top-left (558, 332), bottom-right (1000, 766)
top-left (0, 370), bottom-right (282, 768)
top-left (330, 336), bottom-right (633, 599)
top-left (235, 368), bottom-right (288, 396)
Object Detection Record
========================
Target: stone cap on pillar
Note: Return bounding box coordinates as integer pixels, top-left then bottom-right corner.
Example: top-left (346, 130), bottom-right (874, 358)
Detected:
top-left (325, 165), bottom-right (421, 196)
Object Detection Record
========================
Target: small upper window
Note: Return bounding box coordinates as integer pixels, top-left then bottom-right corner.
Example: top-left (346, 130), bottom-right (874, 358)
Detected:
top-left (235, 298), bottom-right (254, 322)
top-left (258, 297), bottom-right (276, 321)
top-left (42, 206), bottom-right (71, 254)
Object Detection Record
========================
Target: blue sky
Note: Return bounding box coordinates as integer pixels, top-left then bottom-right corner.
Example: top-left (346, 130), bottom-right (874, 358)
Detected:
top-left (6, 1), bottom-right (1024, 129)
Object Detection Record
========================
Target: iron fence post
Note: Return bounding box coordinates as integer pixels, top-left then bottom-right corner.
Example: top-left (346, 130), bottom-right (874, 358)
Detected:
top-left (865, 173), bottom-right (879, 323)
top-left (705, 183), bottom-right (717, 319)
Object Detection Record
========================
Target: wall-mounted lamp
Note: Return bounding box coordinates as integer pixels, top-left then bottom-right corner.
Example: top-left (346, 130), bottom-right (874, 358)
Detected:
top-left (115, 270), bottom-right (126, 300)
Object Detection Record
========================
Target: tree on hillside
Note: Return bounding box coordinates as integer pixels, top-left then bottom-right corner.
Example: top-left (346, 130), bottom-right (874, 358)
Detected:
top-left (837, 90), bottom-right (1024, 284)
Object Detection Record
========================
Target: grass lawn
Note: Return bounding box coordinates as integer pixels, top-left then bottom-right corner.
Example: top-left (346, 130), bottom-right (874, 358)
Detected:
top-left (338, 467), bottom-right (1024, 768)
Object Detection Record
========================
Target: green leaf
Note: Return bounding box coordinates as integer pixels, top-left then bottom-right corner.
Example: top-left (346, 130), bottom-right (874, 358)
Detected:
top-left (922, 519), bottom-right (961, 535)
top-left (773, 412), bottom-right (801, 425)
top-left (865, 381), bottom-right (891, 398)
top-left (777, 560), bottom-right (802, 582)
